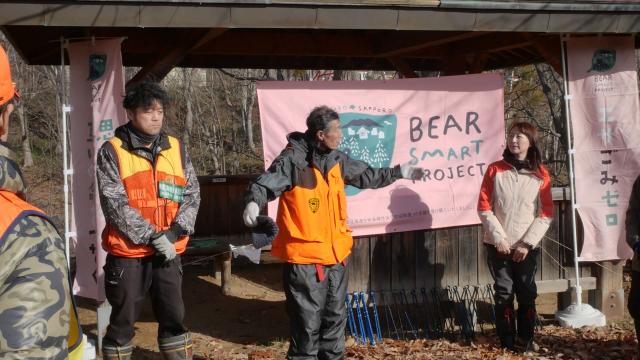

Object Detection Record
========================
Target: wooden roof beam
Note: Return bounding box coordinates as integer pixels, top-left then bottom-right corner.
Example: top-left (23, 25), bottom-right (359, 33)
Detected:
top-left (525, 34), bottom-right (562, 74)
top-left (127, 28), bottom-right (227, 86)
top-left (375, 31), bottom-right (486, 58)
top-left (194, 30), bottom-right (375, 57)
top-left (469, 52), bottom-right (490, 74)
top-left (409, 32), bottom-right (533, 59)
top-left (387, 57), bottom-right (417, 78)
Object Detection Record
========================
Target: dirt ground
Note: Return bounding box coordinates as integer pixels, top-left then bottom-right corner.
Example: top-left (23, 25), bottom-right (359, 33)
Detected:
top-left (77, 257), bottom-right (290, 359)
top-left (76, 256), bottom-right (638, 360)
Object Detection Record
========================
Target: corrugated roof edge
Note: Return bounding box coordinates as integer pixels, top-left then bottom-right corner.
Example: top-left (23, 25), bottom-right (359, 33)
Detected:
top-left (440, 0), bottom-right (640, 12)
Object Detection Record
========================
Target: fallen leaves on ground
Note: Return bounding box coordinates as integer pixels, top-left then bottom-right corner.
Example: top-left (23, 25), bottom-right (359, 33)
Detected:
top-left (344, 324), bottom-right (637, 360)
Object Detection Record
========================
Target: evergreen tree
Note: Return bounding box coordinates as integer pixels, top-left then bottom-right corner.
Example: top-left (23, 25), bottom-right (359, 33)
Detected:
top-left (372, 139), bottom-right (389, 167)
top-left (347, 135), bottom-right (360, 158)
top-left (360, 145), bottom-right (371, 164)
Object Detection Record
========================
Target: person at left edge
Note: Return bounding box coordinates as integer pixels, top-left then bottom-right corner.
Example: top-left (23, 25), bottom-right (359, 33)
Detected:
top-left (0, 44), bottom-right (84, 359)
top-left (96, 81), bottom-right (201, 360)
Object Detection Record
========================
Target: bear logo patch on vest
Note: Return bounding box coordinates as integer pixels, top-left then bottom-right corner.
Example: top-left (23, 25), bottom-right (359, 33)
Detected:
top-left (308, 198), bottom-right (320, 213)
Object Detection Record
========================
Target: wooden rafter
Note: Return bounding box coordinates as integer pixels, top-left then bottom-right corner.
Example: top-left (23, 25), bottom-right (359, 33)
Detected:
top-left (375, 31), bottom-right (486, 58)
top-left (127, 28), bottom-right (227, 86)
top-left (526, 34), bottom-right (562, 74)
top-left (387, 57), bottom-right (417, 78)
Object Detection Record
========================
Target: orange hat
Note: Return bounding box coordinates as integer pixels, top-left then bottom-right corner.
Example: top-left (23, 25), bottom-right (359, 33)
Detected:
top-left (0, 46), bottom-right (18, 107)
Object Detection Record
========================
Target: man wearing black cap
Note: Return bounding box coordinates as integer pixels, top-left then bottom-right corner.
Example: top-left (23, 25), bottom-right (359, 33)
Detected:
top-left (243, 105), bottom-right (424, 359)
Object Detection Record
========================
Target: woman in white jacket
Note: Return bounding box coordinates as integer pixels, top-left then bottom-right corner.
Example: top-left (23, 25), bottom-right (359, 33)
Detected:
top-left (477, 122), bottom-right (554, 353)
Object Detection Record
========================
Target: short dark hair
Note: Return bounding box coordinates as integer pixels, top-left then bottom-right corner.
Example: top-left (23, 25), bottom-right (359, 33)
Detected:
top-left (306, 106), bottom-right (339, 136)
top-left (123, 81), bottom-right (170, 110)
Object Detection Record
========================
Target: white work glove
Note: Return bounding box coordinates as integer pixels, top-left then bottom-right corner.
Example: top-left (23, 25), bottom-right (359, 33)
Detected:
top-left (151, 234), bottom-right (177, 261)
top-left (243, 201), bottom-right (260, 227)
top-left (400, 163), bottom-right (425, 181)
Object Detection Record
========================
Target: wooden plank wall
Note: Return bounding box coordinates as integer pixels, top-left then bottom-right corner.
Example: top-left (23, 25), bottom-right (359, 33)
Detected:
top-left (194, 175), bottom-right (257, 237)
top-left (193, 179), bottom-right (585, 295)
top-left (348, 189), bottom-right (572, 293)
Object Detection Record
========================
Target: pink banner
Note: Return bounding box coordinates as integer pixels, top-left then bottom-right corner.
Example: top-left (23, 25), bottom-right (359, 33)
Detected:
top-left (566, 36), bottom-right (637, 261)
top-left (68, 39), bottom-right (126, 301)
top-left (257, 73), bottom-right (505, 236)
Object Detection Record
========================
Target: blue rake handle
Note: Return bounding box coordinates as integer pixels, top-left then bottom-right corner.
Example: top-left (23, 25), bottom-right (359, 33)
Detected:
top-left (369, 291), bottom-right (383, 342)
top-left (345, 294), bottom-right (357, 340)
top-left (353, 292), bottom-right (367, 345)
top-left (359, 291), bottom-right (376, 346)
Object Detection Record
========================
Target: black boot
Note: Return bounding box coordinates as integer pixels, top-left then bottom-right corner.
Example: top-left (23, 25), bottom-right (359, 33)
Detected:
top-left (159, 332), bottom-right (193, 360)
top-left (102, 339), bottom-right (133, 360)
top-left (494, 303), bottom-right (516, 351)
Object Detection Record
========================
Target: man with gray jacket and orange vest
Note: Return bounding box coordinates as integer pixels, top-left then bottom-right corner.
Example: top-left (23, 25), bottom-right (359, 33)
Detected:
top-left (243, 105), bottom-right (424, 360)
top-left (97, 81), bottom-right (200, 360)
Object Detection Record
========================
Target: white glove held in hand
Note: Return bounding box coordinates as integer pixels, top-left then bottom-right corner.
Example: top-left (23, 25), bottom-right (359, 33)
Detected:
top-left (243, 201), bottom-right (260, 227)
top-left (151, 234), bottom-right (177, 261)
top-left (400, 163), bottom-right (425, 180)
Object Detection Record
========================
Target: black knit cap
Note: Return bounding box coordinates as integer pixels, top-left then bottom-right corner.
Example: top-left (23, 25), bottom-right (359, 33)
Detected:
top-left (251, 216), bottom-right (279, 249)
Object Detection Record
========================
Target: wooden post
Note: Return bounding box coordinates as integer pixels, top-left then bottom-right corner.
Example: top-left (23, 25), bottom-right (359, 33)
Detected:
top-left (213, 257), bottom-right (221, 280)
top-left (97, 300), bottom-right (112, 356)
top-left (221, 251), bottom-right (232, 296)
top-left (594, 260), bottom-right (625, 321)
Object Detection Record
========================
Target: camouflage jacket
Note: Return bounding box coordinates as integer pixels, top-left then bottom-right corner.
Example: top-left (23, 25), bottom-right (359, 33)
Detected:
top-left (0, 141), bottom-right (26, 197)
top-left (0, 142), bottom-right (70, 359)
top-left (626, 175), bottom-right (640, 271)
top-left (96, 124), bottom-right (201, 245)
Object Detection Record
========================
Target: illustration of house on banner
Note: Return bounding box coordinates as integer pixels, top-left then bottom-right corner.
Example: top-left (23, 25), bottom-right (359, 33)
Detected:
top-left (357, 127), bottom-right (370, 139)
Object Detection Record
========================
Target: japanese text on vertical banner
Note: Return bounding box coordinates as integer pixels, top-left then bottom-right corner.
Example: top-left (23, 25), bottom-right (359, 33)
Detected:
top-left (566, 36), bottom-right (639, 261)
top-left (68, 38), bottom-right (126, 301)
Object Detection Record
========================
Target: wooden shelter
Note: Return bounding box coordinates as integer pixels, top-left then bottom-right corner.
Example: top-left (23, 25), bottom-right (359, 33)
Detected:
top-left (2, 0), bottom-right (638, 319)
top-left (2, 1), bottom-right (639, 80)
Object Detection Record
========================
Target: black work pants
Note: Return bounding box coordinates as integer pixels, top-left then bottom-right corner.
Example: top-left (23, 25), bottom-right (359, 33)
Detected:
top-left (103, 254), bottom-right (187, 346)
top-left (283, 262), bottom-right (348, 360)
top-left (487, 245), bottom-right (539, 343)
top-left (628, 271), bottom-right (640, 344)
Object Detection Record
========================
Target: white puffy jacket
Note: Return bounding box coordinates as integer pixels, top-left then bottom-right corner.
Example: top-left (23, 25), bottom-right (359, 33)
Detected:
top-left (477, 159), bottom-right (554, 248)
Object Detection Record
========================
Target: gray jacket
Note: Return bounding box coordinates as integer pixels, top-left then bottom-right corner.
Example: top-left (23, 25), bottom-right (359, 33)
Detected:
top-left (96, 124), bottom-right (201, 245)
top-left (625, 175), bottom-right (640, 271)
top-left (245, 132), bottom-right (402, 208)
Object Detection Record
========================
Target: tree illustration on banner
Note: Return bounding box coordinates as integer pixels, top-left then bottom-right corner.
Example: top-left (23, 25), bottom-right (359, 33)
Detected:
top-left (337, 112), bottom-right (397, 196)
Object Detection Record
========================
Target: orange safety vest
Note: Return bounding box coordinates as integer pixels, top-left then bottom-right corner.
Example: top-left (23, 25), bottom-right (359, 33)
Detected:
top-left (0, 190), bottom-right (84, 358)
top-left (102, 136), bottom-right (188, 257)
top-left (272, 163), bottom-right (353, 265)
top-left (0, 190), bottom-right (45, 242)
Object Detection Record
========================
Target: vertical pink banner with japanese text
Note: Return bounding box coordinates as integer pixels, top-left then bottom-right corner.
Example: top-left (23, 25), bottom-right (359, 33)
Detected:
top-left (68, 39), bottom-right (126, 301)
top-left (257, 73), bottom-right (505, 236)
top-left (566, 36), bottom-right (638, 261)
